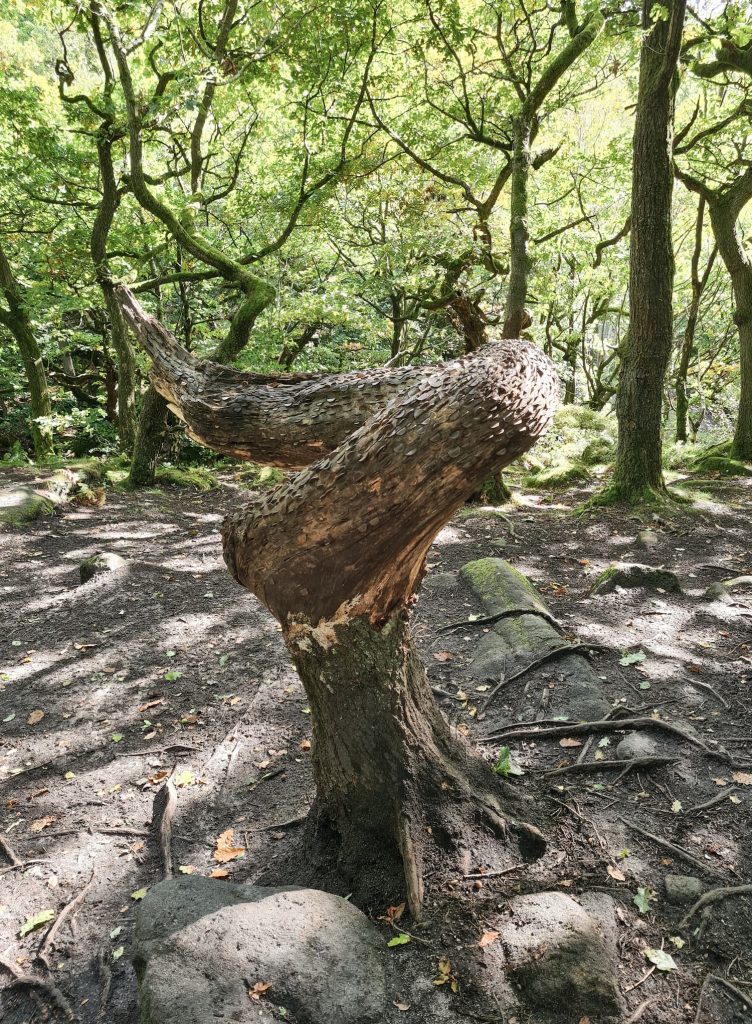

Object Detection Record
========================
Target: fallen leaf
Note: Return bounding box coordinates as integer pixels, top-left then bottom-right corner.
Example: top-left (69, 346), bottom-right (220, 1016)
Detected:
top-left (30, 816), bottom-right (55, 833)
top-left (19, 908), bottom-right (55, 937)
top-left (434, 957), bottom-right (459, 993)
top-left (112, 946), bottom-right (124, 960)
top-left (671, 800), bottom-right (683, 813)
top-left (619, 651), bottom-right (646, 666)
top-left (138, 699), bottom-right (165, 712)
top-left (178, 865), bottom-right (196, 874)
top-left (393, 1001), bottom-right (411, 1011)
top-left (669, 936), bottom-right (685, 949)
top-left (248, 981), bottom-right (271, 1001)
top-left (433, 651), bottom-right (454, 662)
top-left (380, 903), bottom-right (405, 925)
top-left (111, 734), bottom-right (123, 743)
top-left (213, 829), bottom-right (245, 863)
top-left (110, 926), bottom-right (122, 939)
top-left (147, 770), bottom-right (170, 786)
top-left (644, 948), bottom-right (677, 971)
top-left (633, 887), bottom-right (654, 914)
top-left (209, 868), bottom-right (230, 878)
top-left (713, 778), bottom-right (728, 787)
top-left (387, 933), bottom-right (411, 947)
top-left (64, 771), bottom-right (75, 780)
top-left (479, 930), bottom-right (499, 948)
top-left (559, 737), bottom-right (583, 748)
top-left (130, 888), bottom-right (148, 901)
top-left (27, 710), bottom-right (44, 726)
top-left (174, 770), bottom-right (195, 788)
top-left (732, 772), bottom-right (752, 785)
top-left (299, 739), bottom-right (311, 751)
top-left (607, 865), bottom-right (625, 882)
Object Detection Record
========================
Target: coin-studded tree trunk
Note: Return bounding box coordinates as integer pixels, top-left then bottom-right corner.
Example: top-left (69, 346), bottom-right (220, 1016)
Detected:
top-left (117, 285), bottom-right (559, 915)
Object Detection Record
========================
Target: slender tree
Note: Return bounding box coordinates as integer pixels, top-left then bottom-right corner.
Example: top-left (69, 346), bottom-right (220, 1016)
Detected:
top-left (606, 0), bottom-right (687, 502)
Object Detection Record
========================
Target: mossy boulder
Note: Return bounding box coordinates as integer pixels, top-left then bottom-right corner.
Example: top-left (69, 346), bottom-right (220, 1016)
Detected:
top-left (692, 455), bottom-right (752, 477)
top-left (156, 466), bottom-right (218, 491)
top-left (0, 485), bottom-right (54, 527)
top-left (523, 459), bottom-right (591, 489)
top-left (80, 551), bottom-right (127, 584)
top-left (580, 437), bottom-right (615, 465)
top-left (591, 562), bottom-right (681, 595)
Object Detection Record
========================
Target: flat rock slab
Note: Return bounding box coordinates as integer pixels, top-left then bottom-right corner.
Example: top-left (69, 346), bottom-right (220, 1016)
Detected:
top-left (133, 878), bottom-right (387, 1024)
top-left (460, 558), bottom-right (609, 720)
top-left (483, 891), bottom-right (623, 1020)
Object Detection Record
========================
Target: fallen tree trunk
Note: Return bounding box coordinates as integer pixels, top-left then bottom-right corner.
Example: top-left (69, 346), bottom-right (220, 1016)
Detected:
top-left (116, 285), bottom-right (560, 915)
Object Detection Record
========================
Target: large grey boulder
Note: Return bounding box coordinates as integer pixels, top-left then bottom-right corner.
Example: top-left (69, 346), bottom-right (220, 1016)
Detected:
top-left (132, 877), bottom-right (386, 1024)
top-left (494, 892), bottom-right (622, 1019)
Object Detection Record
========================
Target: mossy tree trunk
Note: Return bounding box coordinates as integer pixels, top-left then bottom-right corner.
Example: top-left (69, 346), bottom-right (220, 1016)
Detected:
top-left (0, 244), bottom-right (54, 459)
top-left (118, 286), bottom-right (559, 912)
top-left (609, 0), bottom-right (686, 501)
top-left (128, 386), bottom-right (169, 487)
top-left (675, 197), bottom-right (716, 444)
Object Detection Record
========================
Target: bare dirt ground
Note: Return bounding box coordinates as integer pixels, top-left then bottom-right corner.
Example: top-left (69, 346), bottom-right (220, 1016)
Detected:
top-left (1, 468), bottom-right (751, 1023)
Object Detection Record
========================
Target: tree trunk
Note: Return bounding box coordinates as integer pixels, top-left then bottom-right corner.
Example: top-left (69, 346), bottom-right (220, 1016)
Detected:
top-left (128, 386), bottom-right (169, 488)
top-left (0, 246), bottom-right (54, 460)
top-left (609, 0), bottom-right (686, 501)
top-left (502, 116), bottom-right (532, 340)
top-left (117, 285), bottom-right (559, 911)
top-left (676, 198), bottom-right (715, 444)
top-left (708, 196), bottom-right (752, 460)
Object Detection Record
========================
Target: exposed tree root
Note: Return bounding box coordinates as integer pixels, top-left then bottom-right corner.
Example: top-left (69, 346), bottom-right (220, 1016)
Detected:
top-left (680, 884), bottom-right (752, 927)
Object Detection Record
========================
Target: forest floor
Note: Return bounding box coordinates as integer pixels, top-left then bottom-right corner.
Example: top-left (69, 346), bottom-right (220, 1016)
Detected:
top-left (0, 466), bottom-right (751, 1024)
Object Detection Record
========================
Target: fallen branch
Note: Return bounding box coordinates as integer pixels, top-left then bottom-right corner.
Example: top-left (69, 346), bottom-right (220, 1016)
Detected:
top-left (687, 678), bottom-right (730, 710)
top-left (152, 779), bottom-right (177, 879)
top-left (680, 883), bottom-right (752, 927)
top-left (620, 818), bottom-right (724, 878)
top-left (0, 833), bottom-right (21, 865)
top-left (543, 755), bottom-right (677, 778)
top-left (37, 871), bottom-right (95, 968)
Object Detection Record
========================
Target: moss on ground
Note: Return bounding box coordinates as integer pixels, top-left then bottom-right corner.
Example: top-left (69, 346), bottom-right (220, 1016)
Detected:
top-left (156, 466), bottom-right (218, 491)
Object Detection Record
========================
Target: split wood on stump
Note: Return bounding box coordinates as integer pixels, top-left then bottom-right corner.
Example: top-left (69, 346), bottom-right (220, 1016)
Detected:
top-left (116, 285), bottom-right (560, 917)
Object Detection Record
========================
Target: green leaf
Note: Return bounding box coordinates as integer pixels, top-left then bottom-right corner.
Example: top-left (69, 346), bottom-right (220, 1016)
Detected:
top-left (218, 654), bottom-right (230, 666)
top-left (619, 651), bottom-right (646, 666)
top-left (387, 933), bottom-right (412, 947)
top-left (598, 737), bottom-right (610, 747)
top-left (492, 746), bottom-right (524, 777)
top-left (112, 945), bottom-right (124, 960)
top-left (633, 886), bottom-right (655, 914)
top-left (639, 681), bottom-right (651, 690)
top-left (110, 926), bottom-right (123, 939)
top-left (19, 908), bottom-right (55, 937)
top-left (131, 887), bottom-right (148, 901)
top-left (644, 947), bottom-right (677, 971)
top-left (164, 670), bottom-right (183, 682)
top-left (165, 650), bottom-right (176, 658)
top-left (671, 800), bottom-right (682, 813)
top-left (111, 733), bottom-right (123, 743)
top-left (3, 712), bottom-right (15, 722)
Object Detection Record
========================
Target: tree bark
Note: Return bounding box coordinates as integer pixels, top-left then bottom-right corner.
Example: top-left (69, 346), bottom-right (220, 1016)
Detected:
top-left (117, 285), bottom-right (559, 910)
top-left (128, 386), bottom-right (169, 487)
top-left (675, 198), bottom-right (716, 444)
top-left (0, 245), bottom-right (54, 459)
top-left (609, 0), bottom-right (686, 500)
top-left (708, 193), bottom-right (752, 460)
top-left (502, 115), bottom-right (532, 340)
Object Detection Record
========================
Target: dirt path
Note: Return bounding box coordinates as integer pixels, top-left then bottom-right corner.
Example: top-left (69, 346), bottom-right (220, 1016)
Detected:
top-left (1, 470), bottom-right (751, 1023)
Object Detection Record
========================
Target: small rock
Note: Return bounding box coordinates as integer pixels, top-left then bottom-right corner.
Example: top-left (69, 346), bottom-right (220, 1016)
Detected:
top-left (635, 529), bottom-right (659, 549)
top-left (616, 732), bottom-right (658, 760)
top-left (664, 874), bottom-right (704, 906)
top-left (591, 562), bottom-right (681, 596)
top-left (495, 891), bottom-right (622, 1017)
top-left (702, 581), bottom-right (731, 602)
top-left (79, 551), bottom-right (126, 584)
top-left (133, 877), bottom-right (386, 1024)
